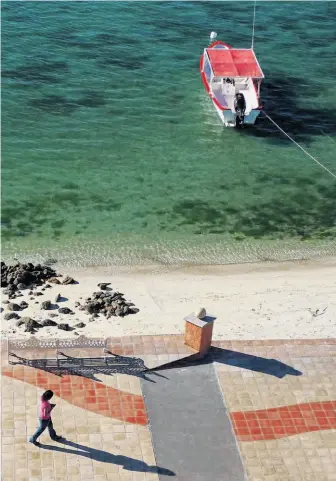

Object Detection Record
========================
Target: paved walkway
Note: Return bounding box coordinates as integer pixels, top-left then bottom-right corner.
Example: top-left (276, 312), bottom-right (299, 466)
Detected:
top-left (142, 360), bottom-right (246, 481)
top-left (1, 336), bottom-right (336, 481)
top-left (213, 340), bottom-right (336, 481)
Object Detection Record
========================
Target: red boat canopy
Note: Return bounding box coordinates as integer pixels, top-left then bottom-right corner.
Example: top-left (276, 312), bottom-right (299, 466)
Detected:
top-left (206, 48), bottom-right (264, 78)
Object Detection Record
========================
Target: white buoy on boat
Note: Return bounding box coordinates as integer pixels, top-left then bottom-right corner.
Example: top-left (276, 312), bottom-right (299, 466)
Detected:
top-left (209, 31), bottom-right (217, 42)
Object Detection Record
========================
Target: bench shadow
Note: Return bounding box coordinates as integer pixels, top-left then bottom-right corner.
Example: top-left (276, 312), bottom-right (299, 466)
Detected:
top-left (9, 351), bottom-right (167, 383)
top-left (40, 439), bottom-right (175, 475)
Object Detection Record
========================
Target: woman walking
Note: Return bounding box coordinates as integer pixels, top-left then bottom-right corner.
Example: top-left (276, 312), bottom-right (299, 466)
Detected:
top-left (29, 390), bottom-right (62, 445)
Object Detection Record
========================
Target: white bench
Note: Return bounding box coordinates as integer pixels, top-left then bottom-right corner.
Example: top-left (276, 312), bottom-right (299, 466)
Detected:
top-left (7, 335), bottom-right (108, 366)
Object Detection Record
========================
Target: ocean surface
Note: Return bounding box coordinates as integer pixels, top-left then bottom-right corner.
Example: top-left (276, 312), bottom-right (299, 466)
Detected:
top-left (2, 1), bottom-right (336, 267)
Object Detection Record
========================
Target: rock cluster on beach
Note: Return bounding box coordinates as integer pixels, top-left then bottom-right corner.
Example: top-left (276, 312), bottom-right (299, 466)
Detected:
top-left (1, 261), bottom-right (57, 297)
top-left (1, 261), bottom-right (140, 336)
top-left (12, 316), bottom-right (75, 334)
top-left (79, 285), bottom-right (139, 319)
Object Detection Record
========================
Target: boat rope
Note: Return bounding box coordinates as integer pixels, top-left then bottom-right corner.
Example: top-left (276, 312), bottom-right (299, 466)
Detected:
top-left (261, 110), bottom-right (336, 180)
top-left (251, 0), bottom-right (257, 50)
top-left (320, 129), bottom-right (335, 144)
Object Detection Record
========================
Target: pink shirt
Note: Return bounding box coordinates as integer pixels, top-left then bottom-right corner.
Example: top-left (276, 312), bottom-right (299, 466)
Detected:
top-left (39, 397), bottom-right (52, 420)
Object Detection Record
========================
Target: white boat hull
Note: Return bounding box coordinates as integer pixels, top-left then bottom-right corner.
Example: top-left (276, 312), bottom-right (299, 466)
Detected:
top-left (212, 100), bottom-right (261, 127)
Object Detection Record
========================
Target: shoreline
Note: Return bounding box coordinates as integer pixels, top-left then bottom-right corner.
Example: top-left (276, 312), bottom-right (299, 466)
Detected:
top-left (1, 257), bottom-right (335, 341)
top-left (56, 255), bottom-right (336, 275)
top-left (2, 236), bottom-right (336, 269)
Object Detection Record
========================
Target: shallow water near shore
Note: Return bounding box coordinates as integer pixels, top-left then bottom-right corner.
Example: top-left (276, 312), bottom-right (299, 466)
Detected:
top-left (2, 1), bottom-right (336, 266)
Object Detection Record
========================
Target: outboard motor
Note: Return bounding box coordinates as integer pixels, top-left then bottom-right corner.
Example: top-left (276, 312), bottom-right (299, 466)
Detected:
top-left (234, 93), bottom-right (246, 128)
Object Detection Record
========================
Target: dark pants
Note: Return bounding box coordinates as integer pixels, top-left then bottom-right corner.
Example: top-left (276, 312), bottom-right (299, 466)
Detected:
top-left (30, 418), bottom-right (57, 442)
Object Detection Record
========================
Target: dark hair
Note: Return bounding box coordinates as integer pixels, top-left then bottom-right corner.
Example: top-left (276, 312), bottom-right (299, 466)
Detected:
top-left (42, 390), bottom-right (54, 401)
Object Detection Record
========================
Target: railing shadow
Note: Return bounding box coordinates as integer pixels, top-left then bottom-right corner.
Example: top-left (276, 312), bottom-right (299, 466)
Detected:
top-left (9, 351), bottom-right (167, 383)
top-left (40, 439), bottom-right (175, 475)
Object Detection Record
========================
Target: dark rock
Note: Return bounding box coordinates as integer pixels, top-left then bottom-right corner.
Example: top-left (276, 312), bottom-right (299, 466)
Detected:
top-left (55, 293), bottom-right (61, 303)
top-left (35, 301), bottom-right (39, 304)
top-left (74, 322), bottom-right (86, 328)
top-left (41, 319), bottom-right (57, 327)
top-left (28, 291), bottom-right (34, 295)
top-left (114, 291), bottom-right (124, 298)
top-left (2, 300), bottom-right (9, 304)
top-left (105, 306), bottom-right (115, 316)
top-left (58, 323), bottom-right (72, 331)
top-left (17, 283), bottom-right (27, 290)
top-left (115, 307), bottom-right (124, 317)
top-left (34, 291), bottom-right (43, 296)
top-left (30, 297), bottom-right (34, 300)
top-left (85, 303), bottom-right (99, 314)
top-left (74, 301), bottom-right (80, 308)
top-left (89, 316), bottom-right (97, 322)
top-left (58, 307), bottom-right (73, 314)
top-left (98, 282), bottom-right (111, 290)
top-left (48, 277), bottom-right (61, 284)
top-left (4, 312), bottom-right (21, 321)
top-left (41, 288), bottom-right (46, 291)
top-left (49, 313), bottom-right (58, 317)
top-left (23, 317), bottom-right (42, 333)
top-left (103, 296), bottom-right (113, 306)
top-left (6, 276), bottom-right (16, 285)
top-left (129, 307), bottom-right (140, 314)
top-left (3, 288), bottom-right (15, 295)
top-left (62, 276), bottom-right (76, 285)
top-left (7, 303), bottom-right (21, 311)
top-left (19, 301), bottom-right (28, 308)
top-left (41, 300), bottom-right (51, 310)
top-left (45, 284), bottom-right (52, 289)
top-left (92, 292), bottom-right (103, 299)
top-left (16, 320), bottom-right (24, 327)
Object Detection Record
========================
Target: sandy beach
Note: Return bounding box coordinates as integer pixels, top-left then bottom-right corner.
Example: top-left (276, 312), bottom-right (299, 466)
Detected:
top-left (1, 257), bottom-right (335, 340)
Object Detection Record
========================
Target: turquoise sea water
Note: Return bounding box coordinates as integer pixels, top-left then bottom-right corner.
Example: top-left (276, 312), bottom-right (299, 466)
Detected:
top-left (2, 1), bottom-right (336, 266)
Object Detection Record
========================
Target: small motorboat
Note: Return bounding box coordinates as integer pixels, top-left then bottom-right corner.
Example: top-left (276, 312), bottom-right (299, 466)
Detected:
top-left (200, 32), bottom-right (264, 127)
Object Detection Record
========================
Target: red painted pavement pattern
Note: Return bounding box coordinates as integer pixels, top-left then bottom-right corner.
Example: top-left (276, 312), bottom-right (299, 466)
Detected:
top-left (230, 401), bottom-right (336, 441)
top-left (2, 366), bottom-right (148, 426)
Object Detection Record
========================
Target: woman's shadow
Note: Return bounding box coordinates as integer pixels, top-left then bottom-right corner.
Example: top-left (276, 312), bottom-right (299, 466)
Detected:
top-left (40, 439), bottom-right (175, 476)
